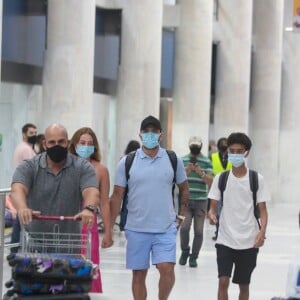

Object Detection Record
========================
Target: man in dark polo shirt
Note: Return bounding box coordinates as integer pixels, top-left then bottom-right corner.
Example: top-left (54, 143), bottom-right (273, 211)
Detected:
top-left (10, 123), bottom-right (100, 239)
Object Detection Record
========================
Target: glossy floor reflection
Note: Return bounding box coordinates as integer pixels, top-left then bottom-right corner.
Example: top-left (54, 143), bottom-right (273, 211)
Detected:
top-left (100, 201), bottom-right (300, 300)
top-left (2, 200), bottom-right (300, 300)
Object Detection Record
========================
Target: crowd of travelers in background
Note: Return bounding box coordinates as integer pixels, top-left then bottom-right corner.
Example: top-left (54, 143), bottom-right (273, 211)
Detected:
top-left (3, 119), bottom-right (299, 300)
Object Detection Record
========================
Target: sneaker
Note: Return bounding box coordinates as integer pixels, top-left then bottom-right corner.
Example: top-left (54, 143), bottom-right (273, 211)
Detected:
top-left (189, 257), bottom-right (198, 268)
top-left (178, 251), bottom-right (189, 265)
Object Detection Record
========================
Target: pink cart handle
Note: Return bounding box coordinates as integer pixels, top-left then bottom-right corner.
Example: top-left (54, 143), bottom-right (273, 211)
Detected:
top-left (32, 215), bottom-right (82, 221)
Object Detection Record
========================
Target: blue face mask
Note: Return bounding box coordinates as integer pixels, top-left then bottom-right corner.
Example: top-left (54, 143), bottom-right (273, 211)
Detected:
top-left (141, 132), bottom-right (160, 149)
top-left (76, 145), bottom-right (95, 159)
top-left (228, 153), bottom-right (245, 168)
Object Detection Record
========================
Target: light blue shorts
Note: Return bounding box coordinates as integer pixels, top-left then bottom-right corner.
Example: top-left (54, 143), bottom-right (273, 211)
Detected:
top-left (125, 223), bottom-right (177, 270)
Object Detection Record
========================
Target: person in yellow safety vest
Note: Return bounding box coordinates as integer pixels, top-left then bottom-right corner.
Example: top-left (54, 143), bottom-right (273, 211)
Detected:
top-left (210, 137), bottom-right (232, 240)
top-left (211, 137), bottom-right (232, 175)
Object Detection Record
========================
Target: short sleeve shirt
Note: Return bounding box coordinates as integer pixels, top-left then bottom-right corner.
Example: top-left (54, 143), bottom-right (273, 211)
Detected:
top-left (114, 147), bottom-right (187, 233)
top-left (182, 153), bottom-right (213, 200)
top-left (12, 152), bottom-right (98, 234)
top-left (13, 141), bottom-right (36, 169)
top-left (208, 169), bottom-right (271, 249)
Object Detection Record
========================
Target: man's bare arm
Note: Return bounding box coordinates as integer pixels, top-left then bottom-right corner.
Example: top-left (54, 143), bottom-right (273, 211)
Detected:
top-left (254, 202), bottom-right (268, 248)
top-left (177, 180), bottom-right (189, 217)
top-left (82, 186), bottom-right (100, 208)
top-left (10, 182), bottom-right (39, 224)
top-left (208, 199), bottom-right (218, 225)
top-left (75, 187), bottom-right (100, 227)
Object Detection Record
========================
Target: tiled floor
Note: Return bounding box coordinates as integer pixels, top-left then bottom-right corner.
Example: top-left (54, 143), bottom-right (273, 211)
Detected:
top-left (99, 200), bottom-right (300, 300)
top-left (2, 200), bottom-right (300, 299)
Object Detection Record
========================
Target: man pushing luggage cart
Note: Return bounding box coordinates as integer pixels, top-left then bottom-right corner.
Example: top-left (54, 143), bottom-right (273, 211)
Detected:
top-left (4, 215), bottom-right (96, 299)
top-left (5, 124), bottom-right (113, 298)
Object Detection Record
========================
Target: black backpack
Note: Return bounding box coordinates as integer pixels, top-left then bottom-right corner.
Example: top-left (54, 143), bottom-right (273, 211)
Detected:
top-left (218, 169), bottom-right (260, 228)
top-left (118, 150), bottom-right (178, 230)
top-left (125, 149), bottom-right (177, 197)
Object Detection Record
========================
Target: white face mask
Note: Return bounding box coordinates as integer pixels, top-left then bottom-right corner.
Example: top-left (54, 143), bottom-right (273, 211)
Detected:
top-left (76, 145), bottom-right (95, 159)
top-left (228, 153), bottom-right (245, 167)
top-left (141, 132), bottom-right (160, 149)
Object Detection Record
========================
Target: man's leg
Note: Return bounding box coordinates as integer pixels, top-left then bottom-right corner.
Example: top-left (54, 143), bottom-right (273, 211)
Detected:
top-left (157, 262), bottom-right (175, 300)
top-left (132, 269), bottom-right (148, 300)
top-left (190, 201), bottom-right (207, 267)
top-left (179, 204), bottom-right (193, 265)
top-left (216, 244), bottom-right (234, 300)
top-left (239, 284), bottom-right (249, 300)
top-left (232, 248), bottom-right (258, 300)
top-left (126, 230), bottom-right (151, 300)
top-left (152, 224), bottom-right (177, 300)
top-left (218, 276), bottom-right (230, 300)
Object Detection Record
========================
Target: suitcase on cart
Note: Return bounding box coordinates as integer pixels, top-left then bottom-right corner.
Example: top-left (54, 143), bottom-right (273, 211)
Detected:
top-left (3, 292), bottom-right (90, 300)
top-left (4, 215), bottom-right (96, 298)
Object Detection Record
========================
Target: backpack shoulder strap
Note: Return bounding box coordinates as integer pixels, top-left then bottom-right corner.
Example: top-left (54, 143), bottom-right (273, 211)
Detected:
top-left (249, 169), bottom-right (260, 227)
top-left (121, 151), bottom-right (136, 213)
top-left (125, 150), bottom-right (177, 182)
top-left (218, 170), bottom-right (230, 204)
top-left (249, 169), bottom-right (258, 196)
top-left (166, 150), bottom-right (177, 183)
top-left (214, 171), bottom-right (230, 238)
top-left (125, 151), bottom-right (137, 181)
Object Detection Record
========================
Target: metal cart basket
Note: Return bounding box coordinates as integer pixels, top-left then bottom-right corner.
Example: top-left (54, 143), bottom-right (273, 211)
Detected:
top-left (4, 215), bottom-right (94, 299)
top-left (20, 215), bottom-right (91, 258)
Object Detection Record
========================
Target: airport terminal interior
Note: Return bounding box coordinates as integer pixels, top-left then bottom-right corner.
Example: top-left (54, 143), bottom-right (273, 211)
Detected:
top-left (0, 0), bottom-right (300, 299)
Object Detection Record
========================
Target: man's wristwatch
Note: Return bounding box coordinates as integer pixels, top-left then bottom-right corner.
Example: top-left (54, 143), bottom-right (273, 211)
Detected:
top-left (83, 205), bottom-right (97, 213)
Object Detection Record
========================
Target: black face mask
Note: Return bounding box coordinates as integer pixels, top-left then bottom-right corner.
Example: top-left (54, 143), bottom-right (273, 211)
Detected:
top-left (190, 146), bottom-right (201, 155)
top-left (27, 135), bottom-right (37, 145)
top-left (219, 145), bottom-right (228, 153)
top-left (46, 145), bottom-right (68, 163)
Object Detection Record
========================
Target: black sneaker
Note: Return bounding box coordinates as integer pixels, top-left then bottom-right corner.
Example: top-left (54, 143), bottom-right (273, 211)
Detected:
top-left (189, 257), bottom-right (198, 268)
top-left (178, 251), bottom-right (189, 265)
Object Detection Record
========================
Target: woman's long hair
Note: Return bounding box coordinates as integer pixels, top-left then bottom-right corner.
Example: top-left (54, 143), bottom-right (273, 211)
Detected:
top-left (69, 127), bottom-right (101, 162)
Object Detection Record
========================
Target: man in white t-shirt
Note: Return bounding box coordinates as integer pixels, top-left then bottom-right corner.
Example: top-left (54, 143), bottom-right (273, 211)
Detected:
top-left (208, 132), bottom-right (270, 300)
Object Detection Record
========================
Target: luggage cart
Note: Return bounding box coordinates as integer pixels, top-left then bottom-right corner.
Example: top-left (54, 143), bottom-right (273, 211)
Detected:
top-left (0, 188), bottom-right (12, 298)
top-left (20, 215), bottom-right (91, 256)
top-left (4, 215), bottom-right (95, 300)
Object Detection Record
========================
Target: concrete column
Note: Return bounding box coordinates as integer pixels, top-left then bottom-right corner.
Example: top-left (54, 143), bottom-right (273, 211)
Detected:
top-left (116, 1), bottom-right (163, 157)
top-left (0, 0), bottom-right (2, 80)
top-left (163, 0), bottom-right (176, 4)
top-left (43, 0), bottom-right (95, 134)
top-left (172, 0), bottom-right (213, 156)
top-left (249, 0), bottom-right (284, 202)
top-left (96, 0), bottom-right (121, 8)
top-left (279, 30), bottom-right (300, 203)
top-left (213, 0), bottom-right (253, 138)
